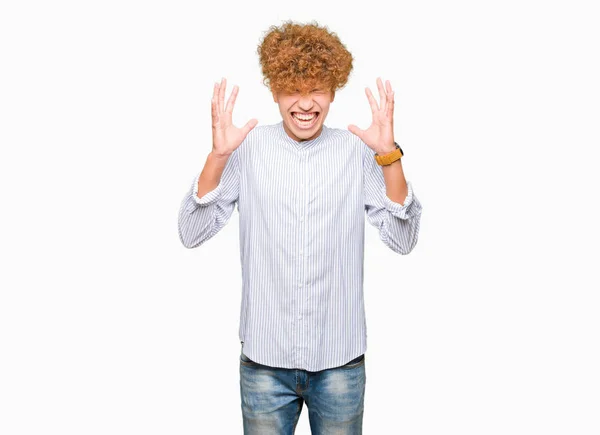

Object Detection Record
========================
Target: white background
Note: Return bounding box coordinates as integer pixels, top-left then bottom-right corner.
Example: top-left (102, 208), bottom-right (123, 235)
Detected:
top-left (1, 0), bottom-right (599, 434)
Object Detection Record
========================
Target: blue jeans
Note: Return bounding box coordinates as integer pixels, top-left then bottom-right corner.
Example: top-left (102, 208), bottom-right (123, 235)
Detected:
top-left (239, 350), bottom-right (366, 434)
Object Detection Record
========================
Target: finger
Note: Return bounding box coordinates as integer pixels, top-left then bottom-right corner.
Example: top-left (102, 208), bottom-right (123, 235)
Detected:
top-left (213, 82), bottom-right (220, 113)
top-left (386, 90), bottom-right (395, 119)
top-left (348, 124), bottom-right (365, 141)
top-left (211, 96), bottom-right (218, 125)
top-left (218, 77), bottom-right (226, 113)
top-left (213, 82), bottom-right (219, 102)
top-left (225, 85), bottom-right (239, 113)
top-left (365, 87), bottom-right (379, 113)
top-left (385, 79), bottom-right (393, 95)
top-left (376, 77), bottom-right (386, 111)
top-left (241, 118), bottom-right (258, 136)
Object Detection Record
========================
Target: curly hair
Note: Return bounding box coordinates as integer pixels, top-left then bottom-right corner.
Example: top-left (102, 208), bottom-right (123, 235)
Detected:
top-left (257, 20), bottom-right (354, 95)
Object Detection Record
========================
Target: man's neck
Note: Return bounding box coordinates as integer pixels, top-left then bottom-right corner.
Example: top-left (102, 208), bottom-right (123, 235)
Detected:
top-left (282, 122), bottom-right (324, 142)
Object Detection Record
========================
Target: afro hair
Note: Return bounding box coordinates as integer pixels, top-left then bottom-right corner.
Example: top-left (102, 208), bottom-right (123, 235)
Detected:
top-left (257, 20), bottom-right (354, 95)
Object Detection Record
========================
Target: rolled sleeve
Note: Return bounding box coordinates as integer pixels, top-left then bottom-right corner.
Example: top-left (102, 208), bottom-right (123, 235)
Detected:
top-left (192, 171), bottom-right (224, 207)
top-left (363, 139), bottom-right (423, 255)
top-left (178, 148), bottom-right (241, 248)
top-left (381, 180), bottom-right (419, 220)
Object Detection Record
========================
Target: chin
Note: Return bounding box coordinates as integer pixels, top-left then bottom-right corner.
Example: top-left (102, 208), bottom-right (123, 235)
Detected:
top-left (290, 124), bottom-right (321, 141)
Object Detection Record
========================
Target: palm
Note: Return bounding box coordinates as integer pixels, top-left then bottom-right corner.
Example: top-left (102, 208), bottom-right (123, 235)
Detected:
top-left (348, 77), bottom-right (396, 154)
top-left (212, 109), bottom-right (247, 152)
top-left (211, 78), bottom-right (258, 156)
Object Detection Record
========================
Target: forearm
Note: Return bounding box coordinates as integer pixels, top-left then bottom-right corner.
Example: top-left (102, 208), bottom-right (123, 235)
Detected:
top-left (179, 148), bottom-right (240, 248)
top-left (197, 151), bottom-right (232, 199)
top-left (381, 158), bottom-right (409, 205)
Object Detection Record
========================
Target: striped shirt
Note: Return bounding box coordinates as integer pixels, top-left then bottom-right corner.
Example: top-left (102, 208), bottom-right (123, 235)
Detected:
top-left (178, 121), bottom-right (423, 371)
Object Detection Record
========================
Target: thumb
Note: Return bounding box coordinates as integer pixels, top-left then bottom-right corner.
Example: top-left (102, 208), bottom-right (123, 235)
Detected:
top-left (242, 118), bottom-right (258, 136)
top-left (348, 124), bottom-right (364, 140)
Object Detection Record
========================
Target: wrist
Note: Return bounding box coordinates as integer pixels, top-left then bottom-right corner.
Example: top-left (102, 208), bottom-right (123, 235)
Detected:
top-left (375, 145), bottom-right (396, 155)
top-left (210, 150), bottom-right (232, 160)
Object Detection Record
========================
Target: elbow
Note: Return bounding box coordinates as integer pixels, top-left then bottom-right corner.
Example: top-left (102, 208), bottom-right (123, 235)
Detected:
top-left (178, 223), bottom-right (214, 249)
top-left (178, 216), bottom-right (211, 249)
top-left (384, 214), bottom-right (422, 255)
top-left (382, 230), bottom-right (420, 255)
top-left (178, 225), bottom-right (197, 249)
top-left (388, 239), bottom-right (418, 255)
top-left (397, 237), bottom-right (419, 255)
top-left (177, 214), bottom-right (193, 248)
top-left (179, 234), bottom-right (196, 249)
top-left (177, 203), bottom-right (225, 249)
top-left (399, 232), bottom-right (420, 255)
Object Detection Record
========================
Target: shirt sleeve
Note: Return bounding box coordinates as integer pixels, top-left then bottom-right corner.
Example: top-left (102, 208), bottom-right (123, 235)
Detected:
top-left (363, 143), bottom-right (423, 254)
top-left (178, 148), bottom-right (241, 248)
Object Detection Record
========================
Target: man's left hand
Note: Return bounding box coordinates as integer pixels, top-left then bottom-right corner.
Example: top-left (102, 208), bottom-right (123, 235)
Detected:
top-left (348, 77), bottom-right (397, 155)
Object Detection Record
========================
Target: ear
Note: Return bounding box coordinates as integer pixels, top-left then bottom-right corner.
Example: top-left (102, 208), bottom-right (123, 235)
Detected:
top-left (272, 90), bottom-right (278, 103)
top-left (330, 91), bottom-right (335, 103)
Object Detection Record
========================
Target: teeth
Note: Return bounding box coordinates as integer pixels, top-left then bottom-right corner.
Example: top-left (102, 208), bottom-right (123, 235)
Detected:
top-left (293, 112), bottom-right (316, 120)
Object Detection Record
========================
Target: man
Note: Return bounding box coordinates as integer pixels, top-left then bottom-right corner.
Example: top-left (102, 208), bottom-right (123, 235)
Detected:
top-left (178, 21), bottom-right (423, 434)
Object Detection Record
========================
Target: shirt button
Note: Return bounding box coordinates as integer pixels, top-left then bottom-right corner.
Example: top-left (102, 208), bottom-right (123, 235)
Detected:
top-left (298, 283), bottom-right (302, 288)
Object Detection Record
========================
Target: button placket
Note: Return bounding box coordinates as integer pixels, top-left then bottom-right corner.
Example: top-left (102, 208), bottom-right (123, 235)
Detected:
top-left (297, 149), bottom-right (308, 367)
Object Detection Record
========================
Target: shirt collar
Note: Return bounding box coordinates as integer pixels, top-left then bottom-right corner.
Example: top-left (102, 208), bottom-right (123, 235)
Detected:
top-left (277, 120), bottom-right (329, 150)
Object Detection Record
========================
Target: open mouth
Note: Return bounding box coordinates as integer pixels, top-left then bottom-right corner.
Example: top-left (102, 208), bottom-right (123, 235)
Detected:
top-left (291, 112), bottom-right (319, 129)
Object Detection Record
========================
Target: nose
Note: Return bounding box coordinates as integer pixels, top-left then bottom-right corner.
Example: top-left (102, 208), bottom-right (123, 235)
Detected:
top-left (298, 95), bottom-right (314, 112)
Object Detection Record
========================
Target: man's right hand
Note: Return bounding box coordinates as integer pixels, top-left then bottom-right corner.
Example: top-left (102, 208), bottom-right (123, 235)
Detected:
top-left (211, 77), bottom-right (258, 158)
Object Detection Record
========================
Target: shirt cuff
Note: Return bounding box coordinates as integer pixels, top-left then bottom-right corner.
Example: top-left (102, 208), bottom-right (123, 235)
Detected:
top-left (192, 171), bottom-right (223, 206)
top-left (382, 180), bottom-right (416, 219)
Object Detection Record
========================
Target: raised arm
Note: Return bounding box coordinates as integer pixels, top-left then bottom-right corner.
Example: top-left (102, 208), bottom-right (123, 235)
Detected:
top-left (349, 76), bottom-right (423, 254)
top-left (178, 77), bottom-right (257, 248)
top-left (363, 143), bottom-right (422, 254)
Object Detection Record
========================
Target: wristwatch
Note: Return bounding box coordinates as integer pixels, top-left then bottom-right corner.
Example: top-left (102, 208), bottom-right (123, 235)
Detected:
top-left (374, 141), bottom-right (404, 166)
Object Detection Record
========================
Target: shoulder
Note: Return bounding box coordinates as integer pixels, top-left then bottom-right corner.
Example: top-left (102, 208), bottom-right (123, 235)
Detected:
top-left (324, 125), bottom-right (368, 155)
top-left (244, 123), bottom-right (279, 146)
top-left (236, 123), bottom-right (276, 158)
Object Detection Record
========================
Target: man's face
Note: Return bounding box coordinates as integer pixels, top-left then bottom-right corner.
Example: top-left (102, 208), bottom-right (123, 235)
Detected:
top-left (272, 85), bottom-right (335, 142)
